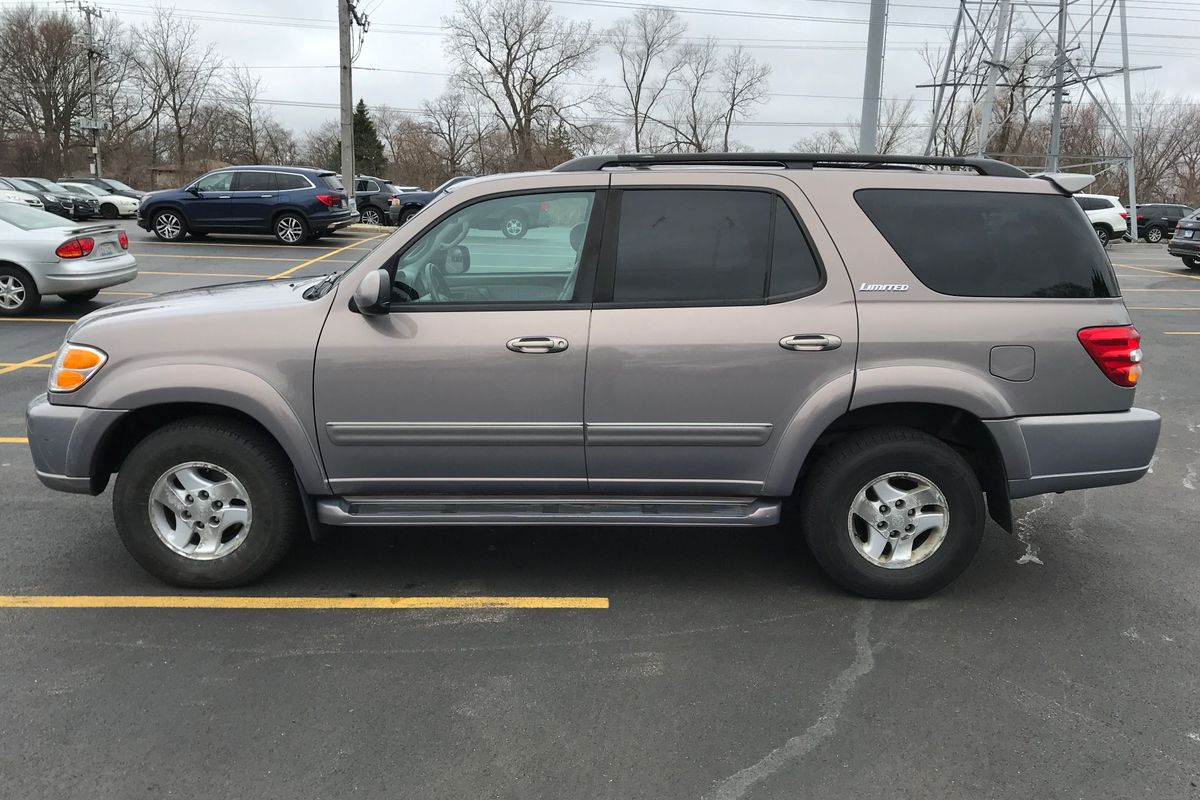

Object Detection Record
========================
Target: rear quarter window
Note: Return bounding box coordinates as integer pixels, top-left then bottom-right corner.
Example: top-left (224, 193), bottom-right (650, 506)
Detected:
top-left (855, 188), bottom-right (1120, 298)
top-left (319, 174), bottom-right (345, 192)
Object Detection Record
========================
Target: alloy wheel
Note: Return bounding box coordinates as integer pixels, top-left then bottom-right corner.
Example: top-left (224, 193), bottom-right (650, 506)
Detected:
top-left (847, 471), bottom-right (949, 569)
top-left (504, 217), bottom-right (525, 237)
top-left (360, 208), bottom-right (381, 225)
top-left (0, 275), bottom-right (26, 310)
top-left (1147, 227), bottom-right (1164, 243)
top-left (148, 461), bottom-right (253, 560)
top-left (277, 216), bottom-right (304, 243)
top-left (155, 213), bottom-right (181, 240)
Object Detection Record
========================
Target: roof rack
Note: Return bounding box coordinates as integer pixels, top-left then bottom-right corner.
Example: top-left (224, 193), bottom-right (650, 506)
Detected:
top-left (551, 152), bottom-right (1028, 179)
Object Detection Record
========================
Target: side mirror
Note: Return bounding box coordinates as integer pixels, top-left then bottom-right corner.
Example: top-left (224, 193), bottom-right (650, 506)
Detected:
top-left (186, 185), bottom-right (201, 196)
top-left (352, 269), bottom-right (392, 315)
top-left (443, 244), bottom-right (471, 276)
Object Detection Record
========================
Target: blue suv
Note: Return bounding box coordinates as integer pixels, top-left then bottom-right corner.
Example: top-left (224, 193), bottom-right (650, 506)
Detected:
top-left (137, 166), bottom-right (356, 244)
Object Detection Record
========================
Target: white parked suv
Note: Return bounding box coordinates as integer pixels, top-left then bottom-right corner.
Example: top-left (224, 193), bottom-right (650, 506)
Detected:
top-left (1075, 193), bottom-right (1128, 247)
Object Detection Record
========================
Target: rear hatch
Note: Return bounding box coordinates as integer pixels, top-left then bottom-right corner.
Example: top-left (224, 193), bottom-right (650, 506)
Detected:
top-left (316, 172), bottom-right (349, 209)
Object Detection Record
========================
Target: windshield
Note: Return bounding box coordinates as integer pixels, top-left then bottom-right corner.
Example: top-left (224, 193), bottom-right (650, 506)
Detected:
top-left (67, 183), bottom-right (104, 197)
top-left (0, 202), bottom-right (71, 229)
top-left (29, 179), bottom-right (69, 193)
top-left (7, 178), bottom-right (41, 193)
top-left (319, 173), bottom-right (345, 192)
top-left (104, 178), bottom-right (135, 191)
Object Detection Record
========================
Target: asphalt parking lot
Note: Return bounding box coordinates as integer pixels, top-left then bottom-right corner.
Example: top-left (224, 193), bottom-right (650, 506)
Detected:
top-left (1, 229), bottom-right (1199, 798)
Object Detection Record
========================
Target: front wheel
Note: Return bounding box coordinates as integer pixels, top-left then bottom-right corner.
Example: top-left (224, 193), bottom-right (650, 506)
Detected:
top-left (400, 208), bottom-right (419, 225)
top-left (1094, 225), bottom-right (1110, 247)
top-left (113, 418), bottom-right (301, 588)
top-left (501, 214), bottom-right (527, 239)
top-left (152, 210), bottom-right (187, 242)
top-left (274, 213), bottom-right (309, 245)
top-left (1144, 225), bottom-right (1165, 243)
top-left (799, 428), bottom-right (985, 599)
top-left (1184, 256), bottom-right (1200, 271)
top-left (100, 203), bottom-right (119, 220)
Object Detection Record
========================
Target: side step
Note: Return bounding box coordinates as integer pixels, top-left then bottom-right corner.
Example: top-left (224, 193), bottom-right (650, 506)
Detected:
top-left (315, 496), bottom-right (781, 527)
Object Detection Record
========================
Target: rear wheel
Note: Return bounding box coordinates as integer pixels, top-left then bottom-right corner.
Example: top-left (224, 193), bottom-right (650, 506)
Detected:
top-left (799, 428), bottom-right (985, 599)
top-left (400, 208), bottom-right (419, 224)
top-left (359, 206), bottom-right (383, 226)
top-left (274, 213), bottom-right (309, 245)
top-left (501, 214), bottom-right (528, 239)
top-left (1144, 225), bottom-right (1165, 243)
top-left (59, 289), bottom-right (100, 303)
top-left (1093, 225), bottom-right (1110, 247)
top-left (152, 210), bottom-right (186, 242)
top-left (0, 266), bottom-right (39, 317)
top-left (1184, 256), bottom-right (1200, 271)
top-left (99, 203), bottom-right (119, 220)
top-left (113, 418), bottom-right (301, 588)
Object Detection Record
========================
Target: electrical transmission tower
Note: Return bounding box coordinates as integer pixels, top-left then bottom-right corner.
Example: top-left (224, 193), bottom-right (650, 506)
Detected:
top-left (921, 0), bottom-right (1157, 237)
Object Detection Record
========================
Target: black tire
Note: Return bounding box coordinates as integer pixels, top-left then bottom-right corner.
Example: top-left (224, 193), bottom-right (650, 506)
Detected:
top-left (400, 208), bottom-right (419, 224)
top-left (113, 418), bottom-right (301, 588)
top-left (59, 289), bottom-right (100, 303)
top-left (99, 203), bottom-right (119, 220)
top-left (501, 213), bottom-right (528, 239)
top-left (359, 205), bottom-right (383, 226)
top-left (798, 427), bottom-right (985, 599)
top-left (274, 212), bottom-right (309, 245)
top-left (0, 264), bottom-right (40, 317)
top-left (1144, 225), bottom-right (1165, 243)
top-left (1093, 225), bottom-right (1110, 247)
top-left (1184, 256), bottom-right (1200, 271)
top-left (152, 209), bottom-right (187, 242)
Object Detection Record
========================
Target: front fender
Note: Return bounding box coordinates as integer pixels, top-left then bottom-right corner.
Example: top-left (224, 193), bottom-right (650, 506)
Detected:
top-left (84, 364), bottom-right (328, 494)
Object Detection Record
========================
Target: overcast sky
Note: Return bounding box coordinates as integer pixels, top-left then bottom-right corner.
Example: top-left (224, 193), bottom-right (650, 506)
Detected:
top-left (92, 0), bottom-right (1198, 150)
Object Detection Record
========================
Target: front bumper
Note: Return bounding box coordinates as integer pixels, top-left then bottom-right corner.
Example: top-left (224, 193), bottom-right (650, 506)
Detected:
top-left (1167, 237), bottom-right (1200, 257)
top-left (985, 408), bottom-right (1161, 499)
top-left (36, 253), bottom-right (138, 295)
top-left (26, 393), bottom-right (128, 495)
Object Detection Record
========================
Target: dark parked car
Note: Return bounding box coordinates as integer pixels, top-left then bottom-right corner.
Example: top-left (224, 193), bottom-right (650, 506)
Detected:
top-left (1131, 203), bottom-right (1194, 243)
top-left (58, 176), bottom-right (145, 200)
top-left (385, 176), bottom-right (475, 226)
top-left (353, 175), bottom-right (409, 226)
top-left (1167, 208), bottom-right (1200, 270)
top-left (137, 166), bottom-right (355, 244)
top-left (0, 177), bottom-right (77, 219)
top-left (20, 178), bottom-right (99, 220)
top-left (386, 176), bottom-right (549, 238)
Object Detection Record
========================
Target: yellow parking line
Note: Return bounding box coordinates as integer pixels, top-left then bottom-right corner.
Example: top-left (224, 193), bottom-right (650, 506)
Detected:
top-left (135, 237), bottom-right (375, 251)
top-left (0, 351), bottom-right (58, 376)
top-left (140, 270), bottom-right (270, 279)
top-left (0, 362), bottom-right (50, 368)
top-left (0, 595), bottom-right (610, 609)
top-left (0, 437), bottom-right (28, 443)
top-left (1164, 331), bottom-right (1200, 335)
top-left (130, 252), bottom-right (359, 263)
top-left (270, 232), bottom-right (388, 280)
top-left (1115, 264), bottom-right (1200, 281)
top-left (99, 291), bottom-right (154, 296)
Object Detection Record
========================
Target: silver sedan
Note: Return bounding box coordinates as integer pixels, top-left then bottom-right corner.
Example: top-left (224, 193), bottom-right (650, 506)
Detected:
top-left (0, 201), bottom-right (137, 316)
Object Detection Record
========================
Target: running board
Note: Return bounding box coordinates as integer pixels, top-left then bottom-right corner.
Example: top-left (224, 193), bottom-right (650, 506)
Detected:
top-left (315, 496), bottom-right (781, 527)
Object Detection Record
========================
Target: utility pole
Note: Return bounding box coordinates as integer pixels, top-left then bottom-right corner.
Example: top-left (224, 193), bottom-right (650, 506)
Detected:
top-left (338, 0), bottom-right (371, 213)
top-left (1046, 0), bottom-right (1069, 172)
top-left (975, 0), bottom-right (1011, 157)
top-left (924, 0), bottom-right (963, 156)
top-left (859, 0), bottom-right (888, 154)
top-left (79, 2), bottom-right (102, 177)
top-left (1119, 0), bottom-right (1138, 240)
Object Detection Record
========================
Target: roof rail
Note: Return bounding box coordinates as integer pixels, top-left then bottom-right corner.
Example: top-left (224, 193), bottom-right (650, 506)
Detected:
top-left (551, 152), bottom-right (1029, 179)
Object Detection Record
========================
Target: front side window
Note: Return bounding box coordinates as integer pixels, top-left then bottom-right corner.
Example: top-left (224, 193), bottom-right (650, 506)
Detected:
top-left (390, 191), bottom-right (594, 306)
top-left (194, 172), bottom-right (233, 192)
top-left (856, 188), bottom-right (1119, 298)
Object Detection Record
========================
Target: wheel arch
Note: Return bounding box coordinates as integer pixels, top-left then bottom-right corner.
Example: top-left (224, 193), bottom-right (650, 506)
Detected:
top-left (0, 259), bottom-right (40, 296)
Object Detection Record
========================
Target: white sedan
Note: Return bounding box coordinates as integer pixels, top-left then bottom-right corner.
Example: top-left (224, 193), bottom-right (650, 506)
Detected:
top-left (60, 182), bottom-right (140, 219)
top-left (0, 203), bottom-right (137, 316)
top-left (0, 188), bottom-right (44, 209)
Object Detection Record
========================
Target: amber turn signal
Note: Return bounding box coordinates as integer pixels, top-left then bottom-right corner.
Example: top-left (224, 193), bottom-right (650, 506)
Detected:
top-left (48, 344), bottom-right (107, 393)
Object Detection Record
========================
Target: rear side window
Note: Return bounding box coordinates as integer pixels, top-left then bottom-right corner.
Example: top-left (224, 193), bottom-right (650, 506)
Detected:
top-left (235, 171), bottom-right (275, 192)
top-left (770, 197), bottom-right (823, 297)
top-left (276, 173), bottom-right (309, 190)
top-left (856, 189), bottom-right (1119, 298)
top-left (1075, 196), bottom-right (1108, 211)
top-left (319, 173), bottom-right (345, 192)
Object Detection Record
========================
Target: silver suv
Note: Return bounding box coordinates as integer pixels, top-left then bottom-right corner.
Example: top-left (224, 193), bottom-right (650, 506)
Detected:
top-left (25, 153), bottom-right (1161, 598)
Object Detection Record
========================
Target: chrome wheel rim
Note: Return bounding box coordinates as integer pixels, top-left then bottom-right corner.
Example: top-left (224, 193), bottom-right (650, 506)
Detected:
top-left (504, 217), bottom-right (524, 236)
top-left (148, 461), bottom-right (252, 560)
top-left (278, 217), bottom-right (304, 243)
top-left (360, 209), bottom-right (380, 225)
top-left (1096, 229), bottom-right (1108, 245)
top-left (155, 213), bottom-right (181, 239)
top-left (847, 471), bottom-right (949, 569)
top-left (0, 275), bottom-right (26, 310)
top-left (1148, 228), bottom-right (1162, 242)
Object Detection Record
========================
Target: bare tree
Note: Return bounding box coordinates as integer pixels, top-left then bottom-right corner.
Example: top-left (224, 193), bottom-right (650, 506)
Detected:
top-left (422, 91), bottom-right (475, 175)
top-left (222, 65), bottom-right (273, 163)
top-left (135, 6), bottom-right (222, 171)
top-left (607, 7), bottom-right (685, 152)
top-left (716, 45), bottom-right (770, 151)
top-left (656, 38), bottom-right (722, 152)
top-left (445, 0), bottom-right (598, 168)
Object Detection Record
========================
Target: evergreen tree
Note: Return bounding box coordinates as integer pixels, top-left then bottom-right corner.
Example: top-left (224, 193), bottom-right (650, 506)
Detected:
top-left (353, 99), bottom-right (386, 176)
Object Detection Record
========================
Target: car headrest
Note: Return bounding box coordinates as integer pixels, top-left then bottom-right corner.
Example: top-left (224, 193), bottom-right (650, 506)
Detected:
top-left (569, 221), bottom-right (587, 253)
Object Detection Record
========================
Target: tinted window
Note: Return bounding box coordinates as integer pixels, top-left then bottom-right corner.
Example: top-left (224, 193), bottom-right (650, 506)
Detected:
top-left (194, 172), bottom-right (233, 192)
top-left (319, 173), bottom-right (344, 191)
top-left (276, 173), bottom-right (309, 190)
top-left (1075, 196), bottom-right (1107, 211)
top-left (613, 190), bottom-right (772, 303)
top-left (770, 197), bottom-right (823, 297)
top-left (392, 191), bottom-right (594, 305)
top-left (235, 171), bottom-right (275, 192)
top-left (856, 189), bottom-right (1119, 298)
top-left (363, 180), bottom-right (379, 193)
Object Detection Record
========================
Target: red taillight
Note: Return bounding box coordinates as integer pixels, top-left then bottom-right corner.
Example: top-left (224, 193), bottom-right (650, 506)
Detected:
top-left (55, 237), bottom-right (95, 259)
top-left (1119, 211), bottom-right (1128, 219)
top-left (315, 194), bottom-right (339, 206)
top-left (1078, 325), bottom-right (1142, 387)
top-left (1136, 215), bottom-right (1145, 221)
top-left (117, 230), bottom-right (128, 249)
top-left (539, 201), bottom-right (549, 212)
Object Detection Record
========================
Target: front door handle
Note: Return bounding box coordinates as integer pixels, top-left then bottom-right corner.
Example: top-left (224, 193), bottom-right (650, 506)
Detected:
top-left (780, 334), bottom-right (842, 352)
top-left (507, 336), bottom-right (568, 354)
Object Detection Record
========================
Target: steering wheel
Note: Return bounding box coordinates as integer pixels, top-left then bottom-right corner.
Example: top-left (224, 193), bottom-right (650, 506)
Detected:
top-left (400, 216), bottom-right (471, 267)
top-left (418, 261), bottom-right (452, 302)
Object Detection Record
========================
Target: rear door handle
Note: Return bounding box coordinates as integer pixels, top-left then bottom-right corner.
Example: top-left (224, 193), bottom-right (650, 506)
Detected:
top-left (507, 336), bottom-right (568, 354)
top-left (780, 334), bottom-right (842, 352)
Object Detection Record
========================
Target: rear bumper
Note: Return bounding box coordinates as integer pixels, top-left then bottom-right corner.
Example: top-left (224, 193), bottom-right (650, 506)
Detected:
top-left (1167, 239), bottom-right (1200, 257)
top-left (26, 393), bottom-right (127, 495)
top-left (313, 209), bottom-right (356, 231)
top-left (36, 254), bottom-right (138, 294)
top-left (985, 408), bottom-right (1161, 499)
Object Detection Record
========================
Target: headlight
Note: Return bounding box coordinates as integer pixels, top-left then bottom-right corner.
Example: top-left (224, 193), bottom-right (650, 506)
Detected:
top-left (49, 344), bottom-right (107, 392)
